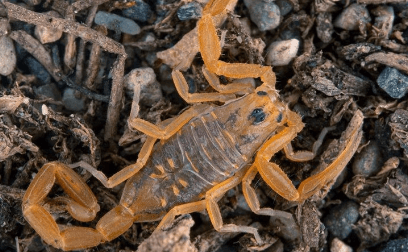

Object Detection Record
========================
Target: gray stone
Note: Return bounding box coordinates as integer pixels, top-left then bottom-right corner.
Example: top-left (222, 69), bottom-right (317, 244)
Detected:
top-left (275, 0), bottom-right (292, 16)
top-left (244, 0), bottom-right (281, 31)
top-left (95, 11), bottom-right (141, 35)
top-left (0, 18), bottom-right (10, 37)
top-left (62, 88), bottom-right (85, 111)
top-left (0, 36), bottom-right (16, 76)
top-left (177, 2), bottom-right (203, 21)
top-left (34, 83), bottom-right (62, 111)
top-left (323, 201), bottom-right (359, 239)
top-left (25, 57), bottom-right (51, 84)
top-left (34, 83), bottom-right (61, 100)
top-left (381, 238), bottom-right (408, 252)
top-left (122, 0), bottom-right (154, 23)
top-left (334, 4), bottom-right (371, 31)
top-left (377, 67), bottom-right (408, 99)
top-left (352, 140), bottom-right (382, 177)
top-left (316, 12), bottom-right (333, 43)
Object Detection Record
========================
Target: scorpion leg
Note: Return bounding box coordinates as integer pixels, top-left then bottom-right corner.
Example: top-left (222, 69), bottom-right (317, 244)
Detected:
top-left (283, 126), bottom-right (336, 162)
top-left (71, 136), bottom-right (156, 188)
top-left (172, 69), bottom-right (236, 103)
top-left (155, 168), bottom-right (262, 243)
top-left (296, 111), bottom-right (363, 201)
top-left (198, 1), bottom-right (276, 89)
top-left (202, 65), bottom-right (255, 94)
top-left (255, 110), bottom-right (363, 202)
top-left (205, 168), bottom-right (263, 244)
top-left (23, 162), bottom-right (104, 250)
top-left (242, 164), bottom-right (295, 220)
top-left (129, 104), bottom-right (211, 139)
top-left (154, 200), bottom-right (206, 232)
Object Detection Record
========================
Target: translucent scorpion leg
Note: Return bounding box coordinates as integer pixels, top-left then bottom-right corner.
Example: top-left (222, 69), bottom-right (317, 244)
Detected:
top-left (296, 111), bottom-right (363, 201)
top-left (283, 126), bottom-right (336, 162)
top-left (172, 69), bottom-right (236, 103)
top-left (129, 104), bottom-right (211, 139)
top-left (202, 66), bottom-right (254, 94)
top-left (242, 164), bottom-right (295, 220)
top-left (23, 162), bottom-right (104, 250)
top-left (72, 136), bottom-right (156, 188)
top-left (205, 168), bottom-right (263, 244)
top-left (155, 200), bottom-right (207, 232)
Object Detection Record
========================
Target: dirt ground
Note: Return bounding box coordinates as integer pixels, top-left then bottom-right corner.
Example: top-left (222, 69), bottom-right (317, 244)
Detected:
top-left (0, 0), bottom-right (408, 252)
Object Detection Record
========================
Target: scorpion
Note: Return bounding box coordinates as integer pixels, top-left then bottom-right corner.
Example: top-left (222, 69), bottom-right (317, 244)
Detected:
top-left (22, 0), bottom-right (364, 250)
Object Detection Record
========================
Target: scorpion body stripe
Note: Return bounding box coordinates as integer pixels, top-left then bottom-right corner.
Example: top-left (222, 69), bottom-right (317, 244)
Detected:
top-left (185, 169), bottom-right (214, 186)
top-left (176, 131), bottom-right (186, 163)
top-left (184, 151), bottom-right (200, 173)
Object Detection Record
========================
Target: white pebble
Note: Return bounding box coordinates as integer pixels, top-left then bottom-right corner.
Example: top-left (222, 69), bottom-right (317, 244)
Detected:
top-left (331, 238), bottom-right (353, 252)
top-left (266, 39), bottom-right (299, 66)
top-left (0, 36), bottom-right (16, 76)
top-left (34, 11), bottom-right (63, 44)
top-left (124, 68), bottom-right (163, 106)
top-left (334, 4), bottom-right (371, 31)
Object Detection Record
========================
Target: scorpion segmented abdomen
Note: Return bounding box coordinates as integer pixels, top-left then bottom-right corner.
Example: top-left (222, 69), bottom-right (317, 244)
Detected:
top-left (121, 110), bottom-right (248, 215)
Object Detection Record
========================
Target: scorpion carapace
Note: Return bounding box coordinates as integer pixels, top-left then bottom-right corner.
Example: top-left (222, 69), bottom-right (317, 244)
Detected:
top-left (22, 0), bottom-right (364, 250)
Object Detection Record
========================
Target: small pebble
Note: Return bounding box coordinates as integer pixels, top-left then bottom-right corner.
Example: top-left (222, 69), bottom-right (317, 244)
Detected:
top-left (316, 12), bottom-right (334, 43)
top-left (0, 18), bottom-right (10, 37)
top-left (122, 0), bottom-right (154, 23)
top-left (146, 52), bottom-right (157, 67)
top-left (34, 11), bottom-right (63, 44)
top-left (236, 194), bottom-right (251, 212)
top-left (158, 64), bottom-right (175, 94)
top-left (62, 88), bottom-right (85, 111)
top-left (275, 0), bottom-right (292, 16)
top-left (25, 57), bottom-right (51, 84)
top-left (352, 141), bottom-right (382, 177)
top-left (95, 11), bottom-right (141, 35)
top-left (331, 238), bottom-right (353, 252)
top-left (240, 17), bottom-right (252, 34)
top-left (266, 39), bottom-right (299, 66)
top-left (0, 35), bottom-right (16, 76)
top-left (34, 83), bottom-right (61, 100)
top-left (27, 235), bottom-right (46, 252)
top-left (372, 6), bottom-right (394, 39)
top-left (334, 4), bottom-right (371, 31)
top-left (177, 2), bottom-right (203, 21)
top-left (124, 67), bottom-right (163, 106)
top-left (244, 0), bottom-right (281, 31)
top-left (381, 238), bottom-right (408, 252)
top-left (323, 201), bottom-right (359, 239)
top-left (377, 67), bottom-right (408, 99)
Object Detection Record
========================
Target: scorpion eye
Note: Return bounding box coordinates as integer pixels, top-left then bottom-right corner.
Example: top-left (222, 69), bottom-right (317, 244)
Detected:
top-left (250, 108), bottom-right (266, 124)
